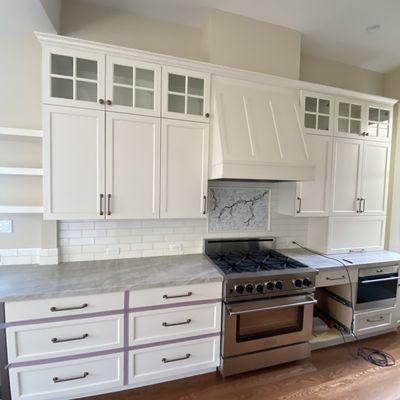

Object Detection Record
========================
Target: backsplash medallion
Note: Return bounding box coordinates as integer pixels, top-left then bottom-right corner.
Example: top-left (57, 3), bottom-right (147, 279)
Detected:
top-left (208, 186), bottom-right (271, 232)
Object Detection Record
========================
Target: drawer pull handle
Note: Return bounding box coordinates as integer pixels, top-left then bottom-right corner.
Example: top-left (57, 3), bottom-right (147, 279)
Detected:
top-left (51, 333), bottom-right (89, 343)
top-left (50, 304), bottom-right (88, 312)
top-left (326, 276), bottom-right (346, 281)
top-left (53, 372), bottom-right (89, 383)
top-left (366, 316), bottom-right (384, 323)
top-left (162, 319), bottom-right (191, 327)
top-left (162, 353), bottom-right (191, 363)
top-left (163, 292), bottom-right (193, 299)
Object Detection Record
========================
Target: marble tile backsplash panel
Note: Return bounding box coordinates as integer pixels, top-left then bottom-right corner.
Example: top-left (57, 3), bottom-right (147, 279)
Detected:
top-left (58, 183), bottom-right (309, 263)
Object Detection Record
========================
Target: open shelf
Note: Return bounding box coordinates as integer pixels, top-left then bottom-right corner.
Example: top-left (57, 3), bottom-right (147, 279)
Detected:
top-left (0, 206), bottom-right (43, 214)
top-left (0, 167), bottom-right (43, 176)
top-left (0, 127), bottom-right (43, 139)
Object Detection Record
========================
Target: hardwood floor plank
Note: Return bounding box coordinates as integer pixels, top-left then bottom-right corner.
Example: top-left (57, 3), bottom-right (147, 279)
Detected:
top-left (84, 332), bottom-right (400, 400)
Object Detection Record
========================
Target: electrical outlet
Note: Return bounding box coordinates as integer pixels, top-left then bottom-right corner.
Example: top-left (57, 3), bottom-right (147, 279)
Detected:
top-left (106, 246), bottom-right (120, 256)
top-left (0, 220), bottom-right (12, 233)
top-left (169, 243), bottom-right (183, 252)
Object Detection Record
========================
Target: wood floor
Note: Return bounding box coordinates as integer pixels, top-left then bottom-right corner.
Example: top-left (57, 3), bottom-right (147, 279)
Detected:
top-left (86, 331), bottom-right (400, 400)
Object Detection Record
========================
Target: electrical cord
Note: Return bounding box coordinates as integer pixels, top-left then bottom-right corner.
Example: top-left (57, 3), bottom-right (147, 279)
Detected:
top-left (292, 241), bottom-right (395, 367)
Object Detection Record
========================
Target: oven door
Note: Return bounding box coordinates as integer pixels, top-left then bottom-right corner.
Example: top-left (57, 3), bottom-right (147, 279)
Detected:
top-left (222, 295), bottom-right (316, 357)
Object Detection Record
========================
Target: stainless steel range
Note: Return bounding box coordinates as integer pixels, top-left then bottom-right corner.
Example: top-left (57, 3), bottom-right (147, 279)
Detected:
top-left (205, 237), bottom-right (317, 376)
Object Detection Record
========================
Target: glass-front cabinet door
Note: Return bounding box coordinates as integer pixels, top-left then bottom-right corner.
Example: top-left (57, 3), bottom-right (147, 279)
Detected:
top-left (302, 91), bottom-right (333, 135)
top-left (366, 104), bottom-right (391, 142)
top-left (43, 47), bottom-right (105, 110)
top-left (162, 66), bottom-right (210, 122)
top-left (335, 97), bottom-right (365, 138)
top-left (106, 56), bottom-right (161, 116)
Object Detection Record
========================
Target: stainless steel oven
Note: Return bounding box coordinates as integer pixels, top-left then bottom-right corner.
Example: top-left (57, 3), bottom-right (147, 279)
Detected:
top-left (356, 265), bottom-right (399, 311)
top-left (221, 294), bottom-right (316, 375)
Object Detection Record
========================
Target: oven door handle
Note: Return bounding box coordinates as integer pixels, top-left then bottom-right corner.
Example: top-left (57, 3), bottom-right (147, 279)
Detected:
top-left (226, 296), bottom-right (317, 316)
top-left (360, 276), bottom-right (399, 284)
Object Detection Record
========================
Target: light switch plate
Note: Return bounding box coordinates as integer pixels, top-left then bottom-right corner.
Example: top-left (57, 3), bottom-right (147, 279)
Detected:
top-left (0, 220), bottom-right (12, 233)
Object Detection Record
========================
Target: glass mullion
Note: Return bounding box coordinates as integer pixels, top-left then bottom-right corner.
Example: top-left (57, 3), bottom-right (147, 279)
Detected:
top-left (74, 77), bottom-right (97, 84)
top-left (113, 83), bottom-right (134, 89)
top-left (73, 57), bottom-right (77, 100)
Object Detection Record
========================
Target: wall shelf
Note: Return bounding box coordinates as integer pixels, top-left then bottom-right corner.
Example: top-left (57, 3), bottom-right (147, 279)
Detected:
top-left (0, 206), bottom-right (43, 214)
top-left (0, 127), bottom-right (43, 139)
top-left (0, 167), bottom-right (43, 176)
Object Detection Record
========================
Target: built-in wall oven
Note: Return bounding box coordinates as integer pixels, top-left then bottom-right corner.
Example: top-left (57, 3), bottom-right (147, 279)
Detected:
top-left (356, 265), bottom-right (399, 311)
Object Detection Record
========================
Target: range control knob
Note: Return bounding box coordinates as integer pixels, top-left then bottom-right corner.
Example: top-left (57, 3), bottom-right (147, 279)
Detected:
top-left (275, 281), bottom-right (283, 290)
top-left (265, 281), bottom-right (274, 291)
top-left (293, 279), bottom-right (303, 288)
top-left (235, 284), bottom-right (244, 294)
top-left (256, 283), bottom-right (264, 293)
top-left (245, 284), bottom-right (254, 293)
top-left (303, 278), bottom-right (312, 287)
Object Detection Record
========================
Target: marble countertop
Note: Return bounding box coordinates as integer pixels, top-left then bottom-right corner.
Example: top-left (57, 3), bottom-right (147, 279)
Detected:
top-left (0, 254), bottom-right (223, 302)
top-left (280, 249), bottom-right (400, 271)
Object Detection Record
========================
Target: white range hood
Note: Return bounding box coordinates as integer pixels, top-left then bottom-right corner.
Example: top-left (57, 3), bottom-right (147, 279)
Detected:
top-left (209, 76), bottom-right (315, 181)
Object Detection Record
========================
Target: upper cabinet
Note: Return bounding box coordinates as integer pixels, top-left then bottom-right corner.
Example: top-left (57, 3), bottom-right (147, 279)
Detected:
top-left (366, 103), bottom-right (392, 141)
top-left (105, 56), bottom-right (161, 116)
top-left (43, 47), bottom-right (106, 110)
top-left (162, 67), bottom-right (210, 123)
top-left (302, 91), bottom-right (334, 136)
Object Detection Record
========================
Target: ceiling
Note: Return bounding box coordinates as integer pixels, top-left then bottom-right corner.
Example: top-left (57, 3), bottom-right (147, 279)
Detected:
top-left (75, 0), bottom-right (400, 73)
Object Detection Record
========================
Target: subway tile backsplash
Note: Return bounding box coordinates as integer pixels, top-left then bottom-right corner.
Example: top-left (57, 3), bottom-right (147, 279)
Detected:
top-left (58, 185), bottom-right (309, 263)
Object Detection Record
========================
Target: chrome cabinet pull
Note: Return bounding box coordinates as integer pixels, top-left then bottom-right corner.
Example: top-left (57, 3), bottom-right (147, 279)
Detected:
top-left (326, 276), bottom-right (346, 281)
top-left (98, 99), bottom-right (105, 105)
top-left (163, 291), bottom-right (192, 299)
top-left (51, 333), bottom-right (89, 344)
top-left (99, 193), bottom-right (104, 216)
top-left (53, 372), bottom-right (89, 383)
top-left (162, 319), bottom-right (191, 327)
top-left (356, 197), bottom-right (361, 213)
top-left (361, 276), bottom-right (399, 284)
top-left (50, 303), bottom-right (88, 312)
top-left (202, 195), bottom-right (207, 215)
top-left (296, 197), bottom-right (301, 214)
top-left (106, 99), bottom-right (112, 105)
top-left (107, 194), bottom-right (112, 215)
top-left (366, 316), bottom-right (384, 323)
top-left (361, 198), bottom-right (366, 213)
top-left (162, 353), bottom-right (190, 363)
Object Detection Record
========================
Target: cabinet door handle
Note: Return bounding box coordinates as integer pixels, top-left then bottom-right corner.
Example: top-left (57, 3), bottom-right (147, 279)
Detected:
top-left (356, 197), bottom-right (361, 213)
top-left (162, 319), bottom-right (191, 327)
top-left (361, 198), bottom-right (366, 213)
top-left (107, 194), bottom-right (112, 216)
top-left (99, 194), bottom-right (104, 216)
top-left (51, 333), bottom-right (89, 343)
top-left (202, 195), bottom-right (207, 215)
top-left (326, 276), bottom-right (345, 281)
top-left (50, 303), bottom-right (88, 312)
top-left (106, 100), bottom-right (112, 106)
top-left (296, 197), bottom-right (302, 214)
top-left (98, 99), bottom-right (105, 105)
top-left (366, 316), bottom-right (384, 323)
top-left (53, 372), bottom-right (89, 383)
top-left (162, 353), bottom-right (191, 363)
top-left (205, 113), bottom-right (210, 118)
top-left (163, 291), bottom-right (192, 299)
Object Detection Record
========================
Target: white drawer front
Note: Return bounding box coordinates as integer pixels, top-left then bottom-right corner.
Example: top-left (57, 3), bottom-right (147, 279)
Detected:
top-left (129, 336), bottom-right (220, 384)
top-left (7, 315), bottom-right (123, 363)
top-left (316, 269), bottom-right (356, 287)
top-left (9, 353), bottom-right (123, 400)
top-left (130, 282), bottom-right (222, 308)
top-left (355, 309), bottom-right (392, 333)
top-left (5, 292), bottom-right (124, 322)
top-left (129, 303), bottom-right (221, 346)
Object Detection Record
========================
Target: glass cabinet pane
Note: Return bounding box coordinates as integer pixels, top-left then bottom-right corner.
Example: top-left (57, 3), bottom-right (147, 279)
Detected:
top-left (380, 109), bottom-right (390, 123)
top-left (369, 108), bottom-right (379, 121)
top-left (114, 65), bottom-right (133, 85)
top-left (318, 115), bottom-right (329, 130)
top-left (351, 104), bottom-right (361, 119)
top-left (135, 89), bottom-right (154, 109)
top-left (305, 97), bottom-right (317, 112)
top-left (168, 94), bottom-right (185, 113)
top-left (76, 58), bottom-right (97, 80)
top-left (51, 77), bottom-right (73, 99)
top-left (339, 103), bottom-right (350, 117)
top-left (188, 77), bottom-right (204, 96)
top-left (136, 68), bottom-right (154, 89)
top-left (168, 74), bottom-right (185, 93)
top-left (187, 97), bottom-right (203, 115)
top-left (304, 113), bottom-right (316, 129)
top-left (350, 119), bottom-right (361, 134)
top-left (114, 86), bottom-right (132, 106)
top-left (338, 118), bottom-right (349, 132)
top-left (51, 54), bottom-right (73, 76)
top-left (318, 99), bottom-right (330, 114)
top-left (76, 81), bottom-right (97, 102)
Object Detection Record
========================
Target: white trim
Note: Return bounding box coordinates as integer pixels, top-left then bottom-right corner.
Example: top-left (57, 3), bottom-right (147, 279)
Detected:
top-left (0, 167), bottom-right (43, 176)
top-left (0, 127), bottom-right (43, 139)
top-left (35, 32), bottom-right (398, 106)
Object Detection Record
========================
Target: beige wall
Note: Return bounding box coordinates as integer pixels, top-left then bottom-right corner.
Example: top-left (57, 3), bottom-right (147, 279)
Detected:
top-left (60, 0), bottom-right (206, 62)
top-left (203, 9), bottom-right (301, 79)
top-left (300, 53), bottom-right (385, 96)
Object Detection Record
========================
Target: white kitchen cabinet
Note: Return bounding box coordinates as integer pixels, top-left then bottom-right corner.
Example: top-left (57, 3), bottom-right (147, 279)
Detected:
top-left (335, 97), bottom-right (365, 139)
top-left (331, 137), bottom-right (363, 216)
top-left (105, 56), bottom-right (161, 116)
top-left (105, 113), bottom-right (160, 219)
top-left (43, 46), bottom-right (106, 110)
top-left (302, 91), bottom-right (334, 136)
top-left (43, 105), bottom-right (105, 220)
top-left (366, 103), bottom-right (392, 142)
top-left (162, 66), bottom-right (210, 122)
top-left (160, 119), bottom-right (209, 219)
top-left (278, 134), bottom-right (332, 217)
